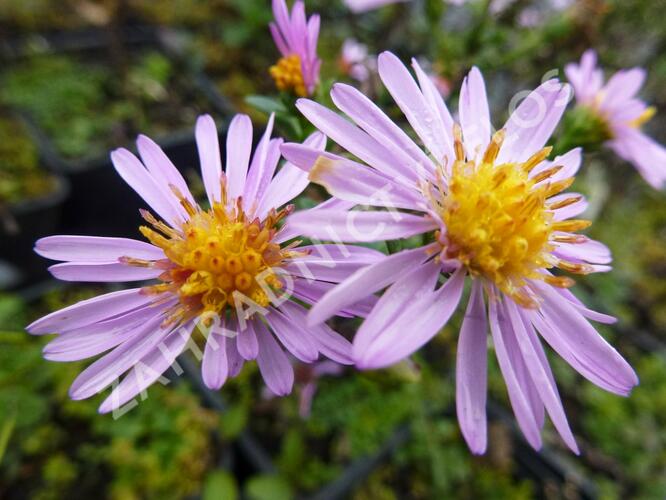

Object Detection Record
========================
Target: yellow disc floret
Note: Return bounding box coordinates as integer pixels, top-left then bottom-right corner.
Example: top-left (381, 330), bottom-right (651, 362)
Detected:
top-left (136, 191), bottom-right (300, 325)
top-left (270, 54), bottom-right (307, 97)
top-left (431, 126), bottom-right (592, 308)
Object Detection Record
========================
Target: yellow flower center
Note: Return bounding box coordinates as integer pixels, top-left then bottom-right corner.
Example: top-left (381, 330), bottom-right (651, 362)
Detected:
top-left (430, 126), bottom-right (592, 308)
top-left (132, 190), bottom-right (301, 326)
top-left (270, 54), bottom-right (307, 97)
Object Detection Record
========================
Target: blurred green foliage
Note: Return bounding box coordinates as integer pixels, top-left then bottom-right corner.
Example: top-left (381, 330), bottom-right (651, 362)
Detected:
top-left (0, 112), bottom-right (55, 205)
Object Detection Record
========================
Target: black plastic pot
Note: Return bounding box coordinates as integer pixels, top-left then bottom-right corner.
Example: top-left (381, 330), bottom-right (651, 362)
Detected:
top-left (0, 174), bottom-right (69, 287)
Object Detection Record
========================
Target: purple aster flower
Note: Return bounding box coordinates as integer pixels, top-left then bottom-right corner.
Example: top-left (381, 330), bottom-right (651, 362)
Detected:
top-left (27, 113), bottom-right (382, 414)
top-left (269, 0), bottom-right (321, 97)
top-left (565, 50), bottom-right (666, 189)
top-left (280, 51), bottom-right (638, 454)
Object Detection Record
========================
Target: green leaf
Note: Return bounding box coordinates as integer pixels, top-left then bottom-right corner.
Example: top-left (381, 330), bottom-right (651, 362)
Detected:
top-left (245, 475), bottom-right (293, 500)
top-left (203, 470), bottom-right (238, 500)
top-left (245, 95), bottom-right (287, 115)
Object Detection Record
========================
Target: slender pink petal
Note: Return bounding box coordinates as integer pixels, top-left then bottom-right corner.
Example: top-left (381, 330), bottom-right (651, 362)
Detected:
top-left (307, 245), bottom-right (434, 325)
top-left (279, 301), bottom-right (353, 364)
top-left (27, 288), bottom-right (155, 334)
top-left (489, 298), bottom-right (542, 450)
top-left (255, 319), bottom-right (294, 396)
top-left (377, 52), bottom-right (449, 163)
top-left (498, 80), bottom-right (571, 164)
top-left (98, 322), bottom-right (193, 413)
top-left (506, 301), bottom-right (579, 453)
top-left (237, 320), bottom-right (259, 360)
top-left (136, 134), bottom-right (194, 205)
top-left (202, 329), bottom-right (231, 390)
top-left (48, 262), bottom-right (163, 282)
top-left (330, 82), bottom-right (432, 182)
top-left (456, 280), bottom-right (488, 454)
top-left (286, 209), bottom-right (437, 243)
top-left (258, 131), bottom-right (326, 215)
top-left (69, 315), bottom-right (172, 400)
top-left (600, 68), bottom-right (646, 109)
top-left (459, 66), bottom-right (491, 160)
top-left (292, 279), bottom-right (377, 318)
top-left (111, 148), bottom-right (184, 226)
top-left (35, 236), bottom-right (164, 262)
top-left (225, 114), bottom-right (253, 201)
top-left (195, 114), bottom-right (223, 205)
top-left (356, 267), bottom-right (465, 369)
top-left (244, 114), bottom-right (277, 208)
top-left (265, 308), bottom-right (319, 362)
top-left (296, 98), bottom-right (412, 181)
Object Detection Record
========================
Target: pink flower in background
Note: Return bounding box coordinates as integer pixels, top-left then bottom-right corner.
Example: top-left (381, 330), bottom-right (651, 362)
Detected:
top-left (296, 360), bottom-right (344, 418)
top-left (339, 39), bottom-right (375, 83)
top-left (281, 51), bottom-right (638, 454)
top-left (269, 0), bottom-right (321, 96)
top-left (565, 50), bottom-right (666, 189)
top-left (343, 0), bottom-right (408, 13)
top-left (27, 113), bottom-right (381, 413)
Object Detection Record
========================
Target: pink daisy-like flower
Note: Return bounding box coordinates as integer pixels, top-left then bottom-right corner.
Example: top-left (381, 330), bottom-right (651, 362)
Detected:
top-left (27, 113), bottom-right (382, 413)
top-left (339, 39), bottom-right (375, 83)
top-left (565, 50), bottom-right (666, 189)
top-left (269, 0), bottom-right (321, 97)
top-left (281, 51), bottom-right (638, 454)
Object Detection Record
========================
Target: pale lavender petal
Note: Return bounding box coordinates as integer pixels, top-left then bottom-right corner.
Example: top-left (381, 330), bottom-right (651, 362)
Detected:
top-left (530, 148), bottom-right (582, 184)
top-left (505, 301), bottom-right (579, 453)
top-left (498, 81), bottom-right (571, 164)
top-left (302, 153), bottom-right (421, 210)
top-left (600, 68), bottom-right (646, 110)
top-left (549, 192), bottom-right (588, 221)
top-left (554, 238), bottom-right (612, 264)
top-left (225, 114), bottom-right (253, 202)
top-left (286, 209), bottom-right (437, 243)
top-left (244, 114), bottom-right (277, 208)
top-left (98, 322), bottom-right (193, 413)
top-left (255, 318), bottom-right (294, 396)
top-left (610, 129), bottom-right (666, 189)
top-left (69, 315), bottom-right (172, 400)
top-left (111, 148), bottom-right (184, 226)
top-left (202, 328), bottom-right (230, 390)
top-left (488, 297), bottom-right (542, 450)
top-left (330, 82), bottom-right (433, 182)
top-left (459, 66), bottom-right (491, 160)
top-left (48, 262), bottom-right (163, 282)
top-left (257, 131), bottom-right (326, 215)
top-left (195, 114), bottom-right (223, 206)
top-left (269, 23), bottom-right (289, 56)
top-left (35, 236), bottom-right (164, 262)
top-left (531, 282), bottom-right (638, 395)
top-left (279, 301), bottom-right (353, 364)
top-left (292, 279), bottom-right (377, 318)
top-left (27, 288), bottom-right (155, 334)
top-left (411, 59), bottom-right (455, 158)
top-left (356, 267), bottom-right (465, 369)
top-left (377, 52), bottom-right (449, 162)
top-left (265, 308), bottom-right (319, 362)
top-left (136, 134), bottom-right (194, 204)
top-left (237, 320), bottom-right (259, 360)
top-left (456, 280), bottom-right (488, 455)
top-left (296, 98), bottom-right (411, 181)
top-left (354, 259), bottom-right (441, 359)
top-left (344, 0), bottom-right (407, 13)
top-left (307, 245), bottom-right (435, 325)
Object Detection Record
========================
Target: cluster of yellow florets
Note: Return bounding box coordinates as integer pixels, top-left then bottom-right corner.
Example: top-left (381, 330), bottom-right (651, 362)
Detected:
top-left (139, 199), bottom-right (292, 322)
top-left (270, 54), bottom-right (307, 97)
top-left (432, 127), bottom-right (591, 308)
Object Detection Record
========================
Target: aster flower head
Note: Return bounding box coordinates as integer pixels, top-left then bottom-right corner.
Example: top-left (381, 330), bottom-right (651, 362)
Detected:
top-left (269, 0), bottom-right (321, 97)
top-left (281, 51), bottom-right (638, 454)
top-left (565, 49), bottom-right (666, 189)
top-left (27, 113), bottom-right (382, 413)
top-left (339, 39), bottom-right (375, 83)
